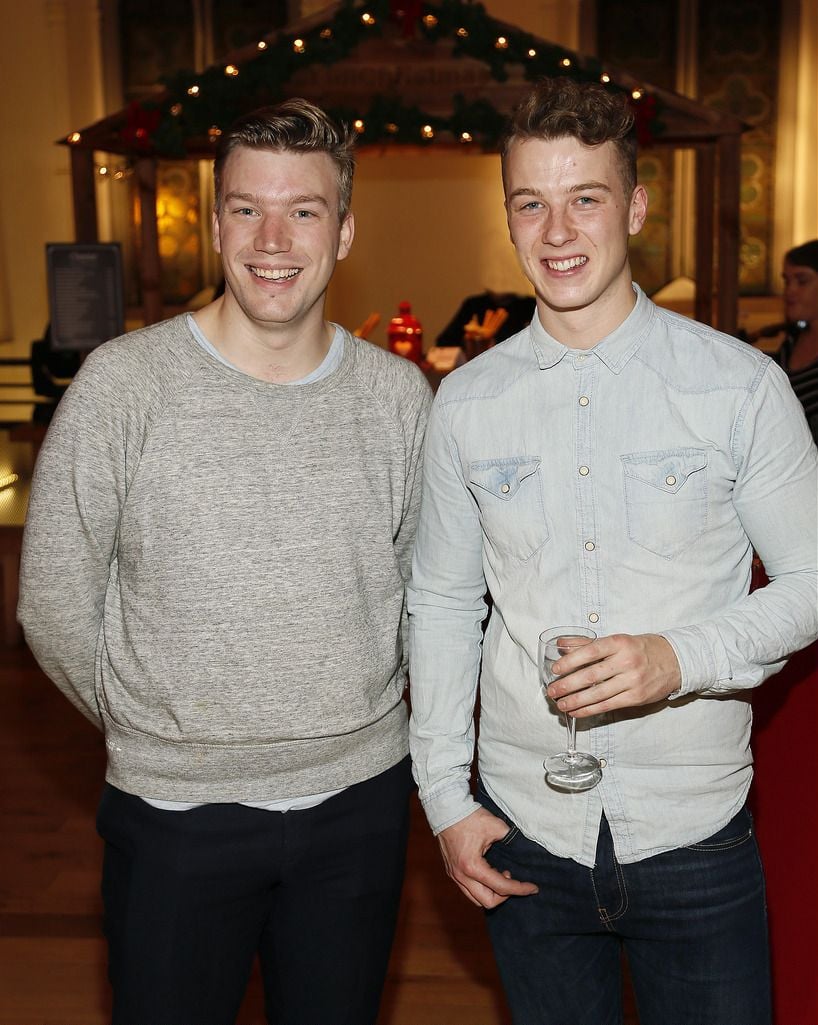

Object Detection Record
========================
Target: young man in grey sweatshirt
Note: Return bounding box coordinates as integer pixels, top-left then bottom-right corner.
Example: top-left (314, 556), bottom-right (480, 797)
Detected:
top-left (18, 99), bottom-right (432, 1025)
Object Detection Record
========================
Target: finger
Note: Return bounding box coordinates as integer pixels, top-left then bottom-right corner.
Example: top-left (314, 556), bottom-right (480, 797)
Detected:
top-left (454, 870), bottom-right (535, 909)
top-left (549, 659), bottom-right (611, 698)
top-left (463, 860), bottom-right (539, 899)
top-left (553, 639), bottom-right (608, 676)
top-left (454, 878), bottom-right (491, 908)
top-left (559, 686), bottom-right (616, 717)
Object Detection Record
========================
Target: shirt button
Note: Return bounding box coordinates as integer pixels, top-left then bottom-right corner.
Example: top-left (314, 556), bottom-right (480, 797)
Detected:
top-left (579, 465), bottom-right (590, 476)
top-left (500, 483), bottom-right (510, 494)
top-left (588, 612), bottom-right (600, 624)
top-left (584, 540), bottom-right (595, 551)
top-left (665, 474), bottom-right (677, 486)
top-left (578, 396), bottom-right (590, 406)
top-left (577, 354), bottom-right (587, 362)
top-left (599, 758), bottom-right (608, 768)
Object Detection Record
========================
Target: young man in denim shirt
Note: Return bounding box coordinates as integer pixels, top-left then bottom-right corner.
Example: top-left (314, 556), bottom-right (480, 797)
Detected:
top-left (408, 78), bottom-right (818, 1025)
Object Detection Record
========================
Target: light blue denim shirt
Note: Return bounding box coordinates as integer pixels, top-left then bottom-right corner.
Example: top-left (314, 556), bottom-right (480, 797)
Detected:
top-left (408, 286), bottom-right (818, 867)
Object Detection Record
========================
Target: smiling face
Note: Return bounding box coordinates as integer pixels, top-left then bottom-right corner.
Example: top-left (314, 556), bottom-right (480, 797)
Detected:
top-left (213, 145), bottom-right (353, 342)
top-left (504, 135), bottom-right (647, 347)
top-left (782, 260), bottom-right (818, 326)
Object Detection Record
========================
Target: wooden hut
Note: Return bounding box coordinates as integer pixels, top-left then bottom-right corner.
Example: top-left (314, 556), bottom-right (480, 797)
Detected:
top-left (60, 0), bottom-right (746, 333)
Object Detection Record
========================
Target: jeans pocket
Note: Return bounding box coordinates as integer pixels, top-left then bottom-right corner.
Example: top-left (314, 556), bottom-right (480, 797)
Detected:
top-left (469, 456), bottom-right (549, 561)
top-left (476, 779), bottom-right (520, 846)
top-left (622, 447), bottom-right (709, 559)
top-left (685, 806), bottom-right (753, 852)
top-left (499, 825), bottom-right (520, 845)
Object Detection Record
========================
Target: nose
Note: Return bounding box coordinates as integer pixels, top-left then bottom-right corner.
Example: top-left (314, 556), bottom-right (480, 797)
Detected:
top-left (542, 206), bottom-right (576, 247)
top-left (255, 214), bottom-right (291, 254)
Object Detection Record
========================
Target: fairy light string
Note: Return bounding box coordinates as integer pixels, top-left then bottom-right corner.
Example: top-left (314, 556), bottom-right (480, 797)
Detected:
top-left (65, 0), bottom-right (664, 155)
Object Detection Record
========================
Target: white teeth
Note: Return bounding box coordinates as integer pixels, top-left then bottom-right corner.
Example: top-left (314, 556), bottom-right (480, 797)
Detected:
top-left (546, 256), bottom-right (587, 271)
top-left (250, 266), bottom-right (300, 280)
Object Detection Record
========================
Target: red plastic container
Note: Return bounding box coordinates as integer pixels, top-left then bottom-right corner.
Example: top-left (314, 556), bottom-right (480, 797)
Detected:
top-left (387, 301), bottom-right (423, 363)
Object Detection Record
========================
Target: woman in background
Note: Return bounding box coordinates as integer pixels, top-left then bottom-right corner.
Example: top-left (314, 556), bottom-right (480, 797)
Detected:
top-left (776, 239), bottom-right (818, 442)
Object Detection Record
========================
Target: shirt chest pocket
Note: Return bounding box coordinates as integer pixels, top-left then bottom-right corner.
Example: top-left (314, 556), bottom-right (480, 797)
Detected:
top-left (622, 448), bottom-right (709, 560)
top-left (468, 457), bottom-right (549, 561)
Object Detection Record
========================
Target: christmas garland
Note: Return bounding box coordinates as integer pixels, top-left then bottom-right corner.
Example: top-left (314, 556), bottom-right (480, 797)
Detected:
top-left (93, 0), bottom-right (664, 157)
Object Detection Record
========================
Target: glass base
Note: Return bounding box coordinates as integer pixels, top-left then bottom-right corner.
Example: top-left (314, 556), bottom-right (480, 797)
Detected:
top-left (544, 752), bottom-right (603, 792)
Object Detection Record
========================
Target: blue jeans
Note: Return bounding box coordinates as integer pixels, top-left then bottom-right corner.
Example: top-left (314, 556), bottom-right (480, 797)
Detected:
top-left (97, 757), bottom-right (412, 1025)
top-left (479, 784), bottom-right (771, 1025)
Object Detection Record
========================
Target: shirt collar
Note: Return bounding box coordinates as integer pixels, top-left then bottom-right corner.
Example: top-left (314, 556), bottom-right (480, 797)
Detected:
top-left (529, 283), bottom-right (656, 374)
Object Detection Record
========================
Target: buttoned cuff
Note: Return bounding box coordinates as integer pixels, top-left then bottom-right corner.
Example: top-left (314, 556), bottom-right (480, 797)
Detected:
top-left (419, 780), bottom-right (483, 836)
top-left (659, 625), bottom-right (731, 697)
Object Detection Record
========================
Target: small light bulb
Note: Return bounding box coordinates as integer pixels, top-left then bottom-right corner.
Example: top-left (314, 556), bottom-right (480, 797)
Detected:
top-left (293, 39), bottom-right (305, 53)
top-left (460, 132), bottom-right (473, 143)
top-left (632, 88), bottom-right (643, 100)
top-left (224, 64), bottom-right (239, 76)
top-left (353, 119), bottom-right (365, 133)
top-left (421, 124), bottom-right (434, 139)
top-left (527, 48), bottom-right (537, 58)
top-left (600, 73), bottom-right (611, 83)
top-left (456, 27), bottom-right (468, 37)
top-left (361, 12), bottom-right (375, 25)
top-left (187, 85), bottom-right (200, 96)
top-left (257, 40), bottom-right (267, 50)
top-left (320, 28), bottom-right (332, 39)
top-left (68, 131), bottom-right (81, 144)
top-left (495, 36), bottom-right (508, 50)
top-left (561, 57), bottom-right (571, 67)
top-left (422, 14), bottom-right (438, 27)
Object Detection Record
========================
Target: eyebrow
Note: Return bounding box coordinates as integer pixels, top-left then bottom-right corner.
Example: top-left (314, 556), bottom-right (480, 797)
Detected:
top-left (570, 181), bottom-right (612, 194)
top-left (506, 181), bottom-right (613, 203)
top-left (223, 191), bottom-right (331, 210)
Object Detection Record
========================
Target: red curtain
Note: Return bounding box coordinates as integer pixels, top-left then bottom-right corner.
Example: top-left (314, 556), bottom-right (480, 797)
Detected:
top-left (750, 640), bottom-right (818, 1024)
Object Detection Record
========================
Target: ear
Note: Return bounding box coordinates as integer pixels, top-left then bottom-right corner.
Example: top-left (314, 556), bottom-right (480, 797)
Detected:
top-left (628, 185), bottom-right (648, 237)
top-left (212, 208), bottom-right (222, 255)
top-left (337, 212), bottom-right (355, 261)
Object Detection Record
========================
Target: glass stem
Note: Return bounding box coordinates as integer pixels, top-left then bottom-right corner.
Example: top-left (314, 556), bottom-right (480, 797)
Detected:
top-left (566, 714), bottom-right (578, 757)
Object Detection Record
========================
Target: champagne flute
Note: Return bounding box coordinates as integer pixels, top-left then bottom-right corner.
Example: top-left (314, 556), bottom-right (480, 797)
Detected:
top-left (539, 627), bottom-right (603, 792)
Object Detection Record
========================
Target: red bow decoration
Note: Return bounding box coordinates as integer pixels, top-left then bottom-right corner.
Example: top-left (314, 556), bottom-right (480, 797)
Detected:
top-left (120, 101), bottom-right (162, 151)
top-left (631, 93), bottom-right (659, 147)
top-left (390, 0), bottom-right (424, 37)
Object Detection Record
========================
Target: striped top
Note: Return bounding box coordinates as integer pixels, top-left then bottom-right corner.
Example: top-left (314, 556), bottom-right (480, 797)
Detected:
top-left (776, 332), bottom-right (818, 443)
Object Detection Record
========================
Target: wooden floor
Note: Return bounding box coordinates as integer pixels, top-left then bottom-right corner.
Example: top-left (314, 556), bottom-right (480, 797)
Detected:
top-left (0, 643), bottom-right (637, 1024)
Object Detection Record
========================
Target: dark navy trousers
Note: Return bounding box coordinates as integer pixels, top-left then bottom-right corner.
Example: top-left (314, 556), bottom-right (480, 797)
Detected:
top-left (97, 757), bottom-right (412, 1025)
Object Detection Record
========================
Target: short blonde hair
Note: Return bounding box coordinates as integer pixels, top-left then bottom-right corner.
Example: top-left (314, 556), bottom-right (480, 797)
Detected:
top-left (214, 98), bottom-right (355, 219)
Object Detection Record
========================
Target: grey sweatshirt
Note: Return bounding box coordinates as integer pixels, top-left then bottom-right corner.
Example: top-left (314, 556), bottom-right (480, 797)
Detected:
top-left (18, 316), bottom-right (432, 802)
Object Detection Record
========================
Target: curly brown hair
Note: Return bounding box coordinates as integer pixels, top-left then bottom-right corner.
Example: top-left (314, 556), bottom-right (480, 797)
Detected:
top-left (214, 98), bottom-right (355, 220)
top-left (501, 77), bottom-right (637, 197)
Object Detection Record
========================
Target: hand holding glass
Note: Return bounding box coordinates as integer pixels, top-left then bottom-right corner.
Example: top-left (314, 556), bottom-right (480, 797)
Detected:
top-left (539, 627), bottom-right (603, 791)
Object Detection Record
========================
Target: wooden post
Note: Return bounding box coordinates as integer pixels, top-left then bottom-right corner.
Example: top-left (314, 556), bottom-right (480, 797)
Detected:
top-left (694, 143), bottom-right (716, 327)
top-left (717, 133), bottom-right (742, 337)
top-left (135, 157), bottom-right (163, 326)
top-left (70, 147), bottom-right (99, 244)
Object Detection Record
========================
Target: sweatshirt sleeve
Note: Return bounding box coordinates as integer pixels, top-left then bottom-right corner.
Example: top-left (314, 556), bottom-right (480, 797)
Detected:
top-left (18, 352), bottom-right (134, 726)
top-left (394, 370), bottom-right (433, 585)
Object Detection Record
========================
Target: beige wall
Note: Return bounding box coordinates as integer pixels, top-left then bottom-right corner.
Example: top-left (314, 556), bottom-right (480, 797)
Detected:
top-left (773, 0), bottom-right (818, 281)
top-left (327, 151), bottom-right (529, 347)
top-left (0, 0), bottom-right (105, 354)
